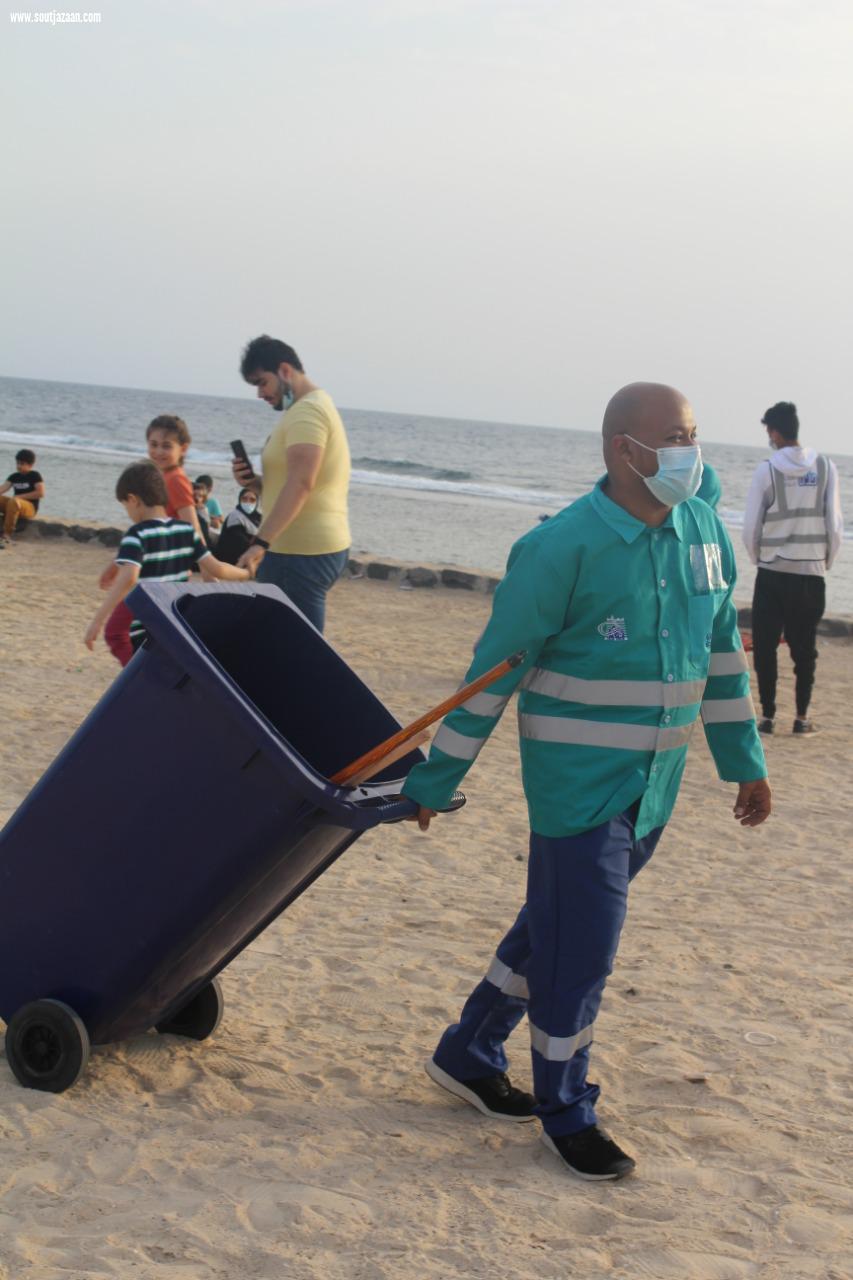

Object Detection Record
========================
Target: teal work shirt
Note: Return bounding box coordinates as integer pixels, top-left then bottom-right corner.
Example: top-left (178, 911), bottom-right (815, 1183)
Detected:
top-left (402, 480), bottom-right (767, 840)
top-left (696, 462), bottom-right (722, 509)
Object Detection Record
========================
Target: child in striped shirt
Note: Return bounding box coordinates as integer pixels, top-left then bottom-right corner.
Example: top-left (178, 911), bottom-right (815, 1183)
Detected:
top-left (84, 462), bottom-right (252, 659)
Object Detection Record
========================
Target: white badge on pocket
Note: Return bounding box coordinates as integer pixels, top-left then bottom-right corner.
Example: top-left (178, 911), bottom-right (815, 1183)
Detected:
top-left (690, 542), bottom-right (727, 593)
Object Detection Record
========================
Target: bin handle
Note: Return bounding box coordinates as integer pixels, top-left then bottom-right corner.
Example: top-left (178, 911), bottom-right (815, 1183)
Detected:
top-left (371, 791), bottom-right (467, 824)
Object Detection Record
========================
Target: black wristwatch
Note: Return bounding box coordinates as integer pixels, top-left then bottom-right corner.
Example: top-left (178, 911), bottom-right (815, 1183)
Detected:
top-left (250, 535), bottom-right (270, 551)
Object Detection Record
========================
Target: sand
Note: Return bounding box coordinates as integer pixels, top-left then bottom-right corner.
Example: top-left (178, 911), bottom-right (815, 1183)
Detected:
top-left (1, 536), bottom-right (851, 1280)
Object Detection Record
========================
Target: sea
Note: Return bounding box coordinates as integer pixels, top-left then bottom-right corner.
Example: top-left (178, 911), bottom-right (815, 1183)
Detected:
top-left (2, 375), bottom-right (852, 615)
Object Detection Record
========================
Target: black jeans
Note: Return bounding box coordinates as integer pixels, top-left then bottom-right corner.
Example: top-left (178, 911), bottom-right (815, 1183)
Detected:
top-left (751, 569), bottom-right (825, 719)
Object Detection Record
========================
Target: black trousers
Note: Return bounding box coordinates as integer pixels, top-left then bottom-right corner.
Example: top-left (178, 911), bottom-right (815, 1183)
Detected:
top-left (751, 568), bottom-right (825, 719)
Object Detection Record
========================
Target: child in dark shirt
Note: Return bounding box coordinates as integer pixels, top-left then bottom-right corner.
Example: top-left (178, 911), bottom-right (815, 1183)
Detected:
top-left (0, 448), bottom-right (45, 545)
top-left (85, 462), bottom-right (252, 660)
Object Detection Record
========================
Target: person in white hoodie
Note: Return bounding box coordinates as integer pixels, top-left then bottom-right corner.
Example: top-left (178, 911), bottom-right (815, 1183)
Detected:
top-left (742, 402), bottom-right (843, 736)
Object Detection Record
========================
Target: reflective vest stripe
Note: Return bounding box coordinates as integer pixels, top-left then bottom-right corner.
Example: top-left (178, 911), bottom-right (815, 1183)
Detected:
top-left (519, 713), bottom-right (695, 751)
top-left (522, 667), bottom-right (705, 707)
top-left (761, 531), bottom-right (828, 545)
top-left (759, 455), bottom-right (829, 561)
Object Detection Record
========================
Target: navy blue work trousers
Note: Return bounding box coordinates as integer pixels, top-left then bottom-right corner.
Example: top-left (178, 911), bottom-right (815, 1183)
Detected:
top-left (433, 809), bottom-right (663, 1137)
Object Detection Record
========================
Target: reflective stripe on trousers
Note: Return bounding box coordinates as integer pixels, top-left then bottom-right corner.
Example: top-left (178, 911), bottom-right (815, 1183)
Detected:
top-left (431, 809), bottom-right (663, 1138)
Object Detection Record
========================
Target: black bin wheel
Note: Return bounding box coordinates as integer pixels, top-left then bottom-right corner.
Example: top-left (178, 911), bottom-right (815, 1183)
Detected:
top-left (5, 999), bottom-right (91, 1093)
top-left (155, 978), bottom-right (224, 1041)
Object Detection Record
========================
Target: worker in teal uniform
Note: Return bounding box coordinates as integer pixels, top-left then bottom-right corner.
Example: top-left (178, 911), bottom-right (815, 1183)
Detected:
top-left (403, 383), bottom-right (771, 1182)
top-left (696, 460), bottom-right (722, 508)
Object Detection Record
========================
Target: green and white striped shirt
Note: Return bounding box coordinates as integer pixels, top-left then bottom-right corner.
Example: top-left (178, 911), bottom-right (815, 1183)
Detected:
top-left (402, 480), bottom-right (766, 839)
top-left (116, 518), bottom-right (209, 639)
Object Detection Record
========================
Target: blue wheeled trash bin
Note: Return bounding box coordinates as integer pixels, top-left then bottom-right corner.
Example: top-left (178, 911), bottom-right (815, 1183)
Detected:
top-left (0, 582), bottom-right (462, 1092)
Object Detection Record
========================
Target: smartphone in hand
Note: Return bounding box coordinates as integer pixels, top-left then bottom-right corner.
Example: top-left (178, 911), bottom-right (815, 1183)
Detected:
top-left (230, 440), bottom-right (255, 479)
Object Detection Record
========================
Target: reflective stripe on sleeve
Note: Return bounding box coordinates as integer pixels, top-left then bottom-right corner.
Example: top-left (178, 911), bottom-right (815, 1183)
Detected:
top-left (523, 667), bottom-right (705, 707)
top-left (701, 696), bottom-right (755, 724)
top-left (461, 690), bottom-right (512, 717)
top-left (708, 649), bottom-right (749, 676)
top-left (432, 724), bottom-right (487, 761)
top-left (485, 955), bottom-right (530, 999)
top-left (529, 1019), bottom-right (594, 1061)
top-left (519, 713), bottom-right (694, 751)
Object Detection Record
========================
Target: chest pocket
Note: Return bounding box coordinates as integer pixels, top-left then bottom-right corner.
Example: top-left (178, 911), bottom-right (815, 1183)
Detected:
top-left (687, 594), bottom-right (716, 669)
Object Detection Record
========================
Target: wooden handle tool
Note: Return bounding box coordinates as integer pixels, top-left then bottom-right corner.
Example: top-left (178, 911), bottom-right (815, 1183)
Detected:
top-left (332, 651), bottom-right (525, 786)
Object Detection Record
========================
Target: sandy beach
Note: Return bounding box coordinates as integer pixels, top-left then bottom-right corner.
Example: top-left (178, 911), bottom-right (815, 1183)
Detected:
top-left (1, 535), bottom-right (851, 1280)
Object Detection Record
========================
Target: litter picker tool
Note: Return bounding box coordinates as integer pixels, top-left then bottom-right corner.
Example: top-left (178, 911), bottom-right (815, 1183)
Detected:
top-left (332, 651), bottom-right (526, 787)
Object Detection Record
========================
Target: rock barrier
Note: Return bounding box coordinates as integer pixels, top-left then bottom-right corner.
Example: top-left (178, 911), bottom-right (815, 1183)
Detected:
top-left (15, 518), bottom-right (853, 637)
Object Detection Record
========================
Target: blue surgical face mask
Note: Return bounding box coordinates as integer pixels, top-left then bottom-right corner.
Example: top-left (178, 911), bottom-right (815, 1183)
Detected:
top-left (239, 501), bottom-right (257, 515)
top-left (624, 435), bottom-right (703, 506)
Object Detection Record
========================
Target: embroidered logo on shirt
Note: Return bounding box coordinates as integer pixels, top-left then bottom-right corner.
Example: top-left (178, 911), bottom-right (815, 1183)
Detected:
top-left (597, 616), bottom-right (628, 641)
top-left (798, 472), bottom-right (817, 487)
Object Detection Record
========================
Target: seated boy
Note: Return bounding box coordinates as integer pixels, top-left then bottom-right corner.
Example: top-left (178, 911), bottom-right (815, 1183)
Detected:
top-left (0, 449), bottom-right (45, 545)
top-left (195, 474), bottom-right (223, 530)
top-left (193, 480), bottom-right (215, 549)
top-left (85, 461), bottom-right (252, 660)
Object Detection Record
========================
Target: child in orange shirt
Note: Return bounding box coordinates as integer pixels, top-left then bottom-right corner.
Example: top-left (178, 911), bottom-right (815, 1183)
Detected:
top-left (101, 415), bottom-right (202, 666)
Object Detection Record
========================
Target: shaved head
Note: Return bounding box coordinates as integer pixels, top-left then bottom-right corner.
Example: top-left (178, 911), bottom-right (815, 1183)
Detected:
top-left (600, 381), bottom-right (699, 518)
top-left (602, 383), bottom-right (693, 444)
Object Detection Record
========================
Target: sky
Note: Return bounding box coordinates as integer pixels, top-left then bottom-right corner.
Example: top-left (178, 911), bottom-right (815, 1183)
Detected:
top-left (3, 0), bottom-right (852, 449)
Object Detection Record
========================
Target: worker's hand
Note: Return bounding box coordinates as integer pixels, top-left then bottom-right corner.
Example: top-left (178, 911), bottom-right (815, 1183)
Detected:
top-left (733, 778), bottom-right (771, 827)
top-left (237, 544), bottom-right (266, 576)
top-left (99, 562), bottom-right (118, 590)
top-left (83, 620), bottom-right (101, 651)
top-left (231, 458), bottom-right (255, 486)
top-left (408, 806), bottom-right (437, 832)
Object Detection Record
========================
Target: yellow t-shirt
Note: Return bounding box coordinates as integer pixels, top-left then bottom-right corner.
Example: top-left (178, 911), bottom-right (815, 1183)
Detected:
top-left (261, 389), bottom-right (351, 555)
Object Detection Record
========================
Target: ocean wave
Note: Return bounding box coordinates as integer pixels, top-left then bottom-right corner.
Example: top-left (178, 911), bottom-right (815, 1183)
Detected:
top-left (351, 456), bottom-right (474, 482)
top-left (0, 430), bottom-right (233, 468)
top-left (350, 468), bottom-right (568, 508)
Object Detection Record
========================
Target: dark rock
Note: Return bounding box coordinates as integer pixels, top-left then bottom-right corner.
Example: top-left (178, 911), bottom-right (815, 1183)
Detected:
top-left (68, 525), bottom-right (95, 542)
top-left (96, 527), bottom-right (123, 547)
top-left (440, 569), bottom-right (481, 590)
top-left (818, 616), bottom-right (853, 637)
top-left (405, 567), bottom-right (438, 588)
top-left (37, 521), bottom-right (65, 538)
top-left (366, 562), bottom-right (400, 581)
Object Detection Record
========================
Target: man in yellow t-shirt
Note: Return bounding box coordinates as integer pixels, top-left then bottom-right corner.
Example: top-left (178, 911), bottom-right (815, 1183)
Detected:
top-left (234, 335), bottom-right (352, 631)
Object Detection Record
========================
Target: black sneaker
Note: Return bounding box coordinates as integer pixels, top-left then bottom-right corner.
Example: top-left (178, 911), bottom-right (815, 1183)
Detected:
top-left (792, 718), bottom-right (819, 736)
top-left (757, 717), bottom-right (775, 735)
top-left (425, 1057), bottom-right (536, 1122)
top-left (541, 1125), bottom-right (636, 1180)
